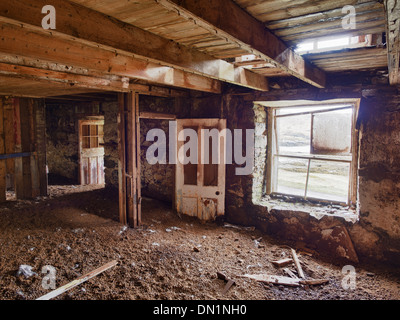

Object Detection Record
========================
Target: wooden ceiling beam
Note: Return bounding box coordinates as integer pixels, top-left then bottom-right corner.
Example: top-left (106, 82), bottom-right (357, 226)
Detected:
top-left (157, 0), bottom-right (326, 88)
top-left (0, 0), bottom-right (268, 91)
top-left (384, 0), bottom-right (400, 85)
top-left (0, 19), bottom-right (221, 94)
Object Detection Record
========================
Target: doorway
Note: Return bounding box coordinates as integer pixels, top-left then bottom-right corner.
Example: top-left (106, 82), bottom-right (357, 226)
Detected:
top-left (78, 117), bottom-right (105, 185)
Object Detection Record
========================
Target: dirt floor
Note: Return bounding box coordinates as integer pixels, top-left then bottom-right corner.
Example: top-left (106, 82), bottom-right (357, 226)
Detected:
top-left (0, 185), bottom-right (400, 301)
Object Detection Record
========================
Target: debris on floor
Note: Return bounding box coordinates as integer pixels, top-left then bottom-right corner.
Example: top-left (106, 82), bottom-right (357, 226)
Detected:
top-left (0, 185), bottom-right (399, 300)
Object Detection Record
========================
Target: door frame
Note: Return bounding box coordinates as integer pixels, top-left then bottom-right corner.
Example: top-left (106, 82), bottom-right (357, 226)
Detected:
top-left (175, 118), bottom-right (227, 220)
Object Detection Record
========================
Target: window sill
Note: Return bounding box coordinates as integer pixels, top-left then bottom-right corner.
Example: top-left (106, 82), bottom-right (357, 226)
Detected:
top-left (255, 195), bottom-right (359, 224)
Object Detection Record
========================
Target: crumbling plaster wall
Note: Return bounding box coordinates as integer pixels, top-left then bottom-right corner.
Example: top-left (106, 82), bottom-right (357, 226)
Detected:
top-left (222, 82), bottom-right (400, 267)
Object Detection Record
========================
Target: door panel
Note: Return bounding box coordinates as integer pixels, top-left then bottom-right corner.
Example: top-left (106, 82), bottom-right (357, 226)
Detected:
top-left (175, 119), bottom-right (226, 221)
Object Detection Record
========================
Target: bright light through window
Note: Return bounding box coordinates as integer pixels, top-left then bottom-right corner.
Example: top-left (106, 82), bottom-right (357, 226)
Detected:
top-left (317, 37), bottom-right (350, 49)
top-left (295, 36), bottom-right (365, 53)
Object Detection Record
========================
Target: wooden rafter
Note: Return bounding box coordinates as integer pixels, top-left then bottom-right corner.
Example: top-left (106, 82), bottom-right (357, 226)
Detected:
top-left (384, 0), bottom-right (400, 85)
top-left (156, 0), bottom-right (326, 88)
top-left (0, 0), bottom-right (268, 91)
top-left (0, 19), bottom-right (221, 94)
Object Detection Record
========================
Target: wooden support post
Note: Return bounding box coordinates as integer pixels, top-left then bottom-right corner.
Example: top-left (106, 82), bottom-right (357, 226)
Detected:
top-left (126, 92), bottom-right (137, 228)
top-left (118, 93), bottom-right (127, 226)
top-left (135, 93), bottom-right (142, 227)
top-left (30, 99), bottom-right (40, 198)
top-left (34, 99), bottom-right (47, 196)
top-left (3, 97), bottom-right (15, 188)
top-left (19, 98), bottom-right (33, 199)
top-left (0, 98), bottom-right (6, 202)
top-left (118, 92), bottom-right (141, 228)
top-left (13, 98), bottom-right (24, 200)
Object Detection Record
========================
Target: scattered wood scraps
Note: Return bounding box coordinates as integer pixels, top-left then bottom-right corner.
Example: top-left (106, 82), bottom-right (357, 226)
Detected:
top-left (241, 274), bottom-right (329, 287)
top-left (291, 249), bottom-right (305, 279)
top-left (217, 272), bottom-right (236, 295)
top-left (242, 247), bottom-right (329, 288)
top-left (272, 258), bottom-right (293, 268)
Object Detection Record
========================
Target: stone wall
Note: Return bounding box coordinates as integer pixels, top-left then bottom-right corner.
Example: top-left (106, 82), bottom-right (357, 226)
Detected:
top-left (221, 81), bottom-right (400, 267)
top-left (46, 103), bottom-right (101, 184)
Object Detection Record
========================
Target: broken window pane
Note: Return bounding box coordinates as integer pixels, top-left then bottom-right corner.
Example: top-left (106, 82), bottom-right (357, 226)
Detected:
top-left (312, 109), bottom-right (352, 155)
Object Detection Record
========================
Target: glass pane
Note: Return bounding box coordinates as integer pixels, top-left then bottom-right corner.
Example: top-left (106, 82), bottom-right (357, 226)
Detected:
top-left (277, 114), bottom-right (311, 156)
top-left (306, 160), bottom-right (350, 203)
top-left (312, 109), bottom-right (352, 155)
top-left (275, 157), bottom-right (308, 197)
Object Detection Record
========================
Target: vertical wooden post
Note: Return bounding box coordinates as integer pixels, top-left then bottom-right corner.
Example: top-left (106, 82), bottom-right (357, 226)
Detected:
top-left (19, 98), bottom-right (33, 199)
top-left (135, 93), bottom-right (142, 226)
top-left (0, 98), bottom-right (6, 202)
top-left (118, 93), bottom-right (127, 226)
top-left (3, 97), bottom-right (15, 189)
top-left (126, 92), bottom-right (137, 227)
top-left (118, 92), bottom-right (141, 228)
top-left (34, 99), bottom-right (48, 196)
top-left (13, 98), bottom-right (24, 200)
top-left (30, 99), bottom-right (40, 198)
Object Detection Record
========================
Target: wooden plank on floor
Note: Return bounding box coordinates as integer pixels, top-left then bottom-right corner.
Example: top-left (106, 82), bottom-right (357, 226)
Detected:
top-left (291, 249), bottom-right (305, 279)
top-left (36, 260), bottom-right (118, 300)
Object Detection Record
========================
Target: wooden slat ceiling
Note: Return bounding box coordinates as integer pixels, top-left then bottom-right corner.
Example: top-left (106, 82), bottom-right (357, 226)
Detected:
top-left (303, 47), bottom-right (388, 72)
top-left (233, 0), bottom-right (386, 45)
top-left (232, 0), bottom-right (387, 74)
top-left (71, 0), bottom-right (250, 60)
top-left (70, 0), bottom-right (388, 78)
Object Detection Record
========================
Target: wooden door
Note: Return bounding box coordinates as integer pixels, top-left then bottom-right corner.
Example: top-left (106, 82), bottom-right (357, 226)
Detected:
top-left (175, 119), bottom-right (226, 221)
top-left (79, 119), bottom-right (105, 185)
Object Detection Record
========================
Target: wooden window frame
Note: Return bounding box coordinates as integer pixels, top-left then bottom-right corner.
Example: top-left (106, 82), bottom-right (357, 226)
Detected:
top-left (265, 103), bottom-right (359, 207)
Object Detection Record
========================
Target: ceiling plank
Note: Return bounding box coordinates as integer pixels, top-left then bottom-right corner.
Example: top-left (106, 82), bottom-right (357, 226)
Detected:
top-left (157, 0), bottom-right (326, 88)
top-left (0, 0), bottom-right (268, 91)
top-left (384, 0), bottom-right (400, 85)
top-left (0, 19), bottom-right (221, 94)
